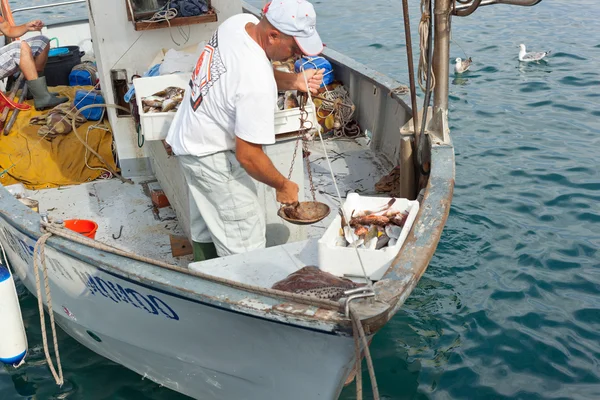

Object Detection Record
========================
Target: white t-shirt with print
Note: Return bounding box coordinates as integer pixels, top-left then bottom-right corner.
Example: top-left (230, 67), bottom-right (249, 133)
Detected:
top-left (166, 14), bottom-right (277, 157)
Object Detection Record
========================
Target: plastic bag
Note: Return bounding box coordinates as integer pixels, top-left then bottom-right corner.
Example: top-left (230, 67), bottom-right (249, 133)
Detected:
top-left (159, 43), bottom-right (205, 75)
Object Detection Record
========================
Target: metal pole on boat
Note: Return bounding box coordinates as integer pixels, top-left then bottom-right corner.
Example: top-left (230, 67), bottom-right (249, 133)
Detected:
top-left (401, 0), bottom-right (419, 148)
top-left (432, 0), bottom-right (452, 123)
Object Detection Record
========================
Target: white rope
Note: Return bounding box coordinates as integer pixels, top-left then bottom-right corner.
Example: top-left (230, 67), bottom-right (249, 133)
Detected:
top-left (300, 57), bottom-right (356, 137)
top-left (300, 68), bottom-right (374, 290)
top-left (138, 1), bottom-right (189, 46)
top-left (33, 231), bottom-right (64, 386)
top-left (83, 108), bottom-right (113, 176)
top-left (316, 85), bottom-right (354, 132)
top-left (300, 68), bottom-right (380, 400)
top-left (418, 0), bottom-right (436, 93)
top-left (352, 313), bottom-right (364, 400)
top-left (350, 306), bottom-right (380, 400)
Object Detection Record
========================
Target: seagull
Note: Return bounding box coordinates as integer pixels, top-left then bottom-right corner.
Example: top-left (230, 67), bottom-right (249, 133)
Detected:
top-left (518, 44), bottom-right (551, 62)
top-left (454, 57), bottom-right (472, 74)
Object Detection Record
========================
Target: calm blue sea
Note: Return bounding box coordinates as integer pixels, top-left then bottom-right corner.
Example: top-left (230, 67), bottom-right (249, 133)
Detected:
top-left (2, 0), bottom-right (600, 399)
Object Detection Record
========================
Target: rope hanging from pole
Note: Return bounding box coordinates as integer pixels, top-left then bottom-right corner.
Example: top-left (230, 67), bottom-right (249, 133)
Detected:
top-left (417, 0), bottom-right (435, 176)
top-left (418, 0), bottom-right (436, 93)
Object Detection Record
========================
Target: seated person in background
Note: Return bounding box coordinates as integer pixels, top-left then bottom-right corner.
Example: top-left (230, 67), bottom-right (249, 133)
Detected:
top-left (0, 16), bottom-right (68, 110)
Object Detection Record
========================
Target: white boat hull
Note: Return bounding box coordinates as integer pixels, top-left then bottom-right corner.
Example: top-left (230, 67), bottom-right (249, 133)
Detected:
top-left (0, 218), bottom-right (355, 399)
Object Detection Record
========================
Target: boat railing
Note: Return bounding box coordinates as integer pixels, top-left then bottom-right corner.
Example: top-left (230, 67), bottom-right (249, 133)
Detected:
top-left (10, 0), bottom-right (86, 15)
top-left (453, 0), bottom-right (542, 16)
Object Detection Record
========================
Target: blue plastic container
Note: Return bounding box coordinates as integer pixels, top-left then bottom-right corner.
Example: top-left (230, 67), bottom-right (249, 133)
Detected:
top-left (294, 56), bottom-right (334, 87)
top-left (74, 90), bottom-right (105, 121)
top-left (44, 45), bottom-right (83, 87)
top-left (69, 70), bottom-right (94, 86)
top-left (48, 47), bottom-right (69, 57)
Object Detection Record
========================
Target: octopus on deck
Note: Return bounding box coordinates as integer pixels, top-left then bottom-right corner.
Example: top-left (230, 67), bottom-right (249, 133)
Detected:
top-left (271, 266), bottom-right (365, 301)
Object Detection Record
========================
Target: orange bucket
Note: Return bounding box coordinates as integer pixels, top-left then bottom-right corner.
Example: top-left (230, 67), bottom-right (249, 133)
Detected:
top-left (64, 219), bottom-right (98, 239)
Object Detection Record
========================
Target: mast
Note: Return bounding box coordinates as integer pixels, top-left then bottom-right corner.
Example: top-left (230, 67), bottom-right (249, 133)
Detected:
top-left (432, 0), bottom-right (452, 143)
top-left (433, 0), bottom-right (451, 117)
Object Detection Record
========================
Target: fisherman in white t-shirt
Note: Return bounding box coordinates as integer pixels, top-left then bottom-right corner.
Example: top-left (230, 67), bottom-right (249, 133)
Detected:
top-left (166, 0), bottom-right (325, 260)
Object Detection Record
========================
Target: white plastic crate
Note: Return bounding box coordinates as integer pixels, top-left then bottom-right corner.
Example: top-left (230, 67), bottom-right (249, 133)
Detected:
top-left (133, 73), bottom-right (319, 141)
top-left (132, 73), bottom-right (189, 141)
top-left (275, 99), bottom-right (319, 135)
top-left (317, 193), bottom-right (420, 281)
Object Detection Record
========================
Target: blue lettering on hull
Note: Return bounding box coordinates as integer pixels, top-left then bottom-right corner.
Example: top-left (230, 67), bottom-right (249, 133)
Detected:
top-left (0, 227), bottom-right (179, 321)
top-left (85, 274), bottom-right (179, 321)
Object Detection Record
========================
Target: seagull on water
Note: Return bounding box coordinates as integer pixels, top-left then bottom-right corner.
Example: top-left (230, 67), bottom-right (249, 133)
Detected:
top-left (518, 44), bottom-right (551, 62)
top-left (454, 57), bottom-right (472, 74)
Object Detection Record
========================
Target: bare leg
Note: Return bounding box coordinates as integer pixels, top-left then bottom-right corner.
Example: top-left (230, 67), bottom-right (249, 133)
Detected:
top-left (18, 41), bottom-right (38, 81)
top-left (34, 43), bottom-right (49, 73)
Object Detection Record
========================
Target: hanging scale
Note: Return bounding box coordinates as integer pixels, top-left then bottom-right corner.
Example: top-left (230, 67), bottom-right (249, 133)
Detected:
top-left (277, 93), bottom-right (331, 225)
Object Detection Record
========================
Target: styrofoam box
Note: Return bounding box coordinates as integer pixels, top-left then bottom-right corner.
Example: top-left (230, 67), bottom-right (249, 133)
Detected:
top-left (318, 193), bottom-right (420, 281)
top-left (275, 99), bottom-right (319, 135)
top-left (133, 71), bottom-right (319, 141)
top-left (132, 73), bottom-right (189, 141)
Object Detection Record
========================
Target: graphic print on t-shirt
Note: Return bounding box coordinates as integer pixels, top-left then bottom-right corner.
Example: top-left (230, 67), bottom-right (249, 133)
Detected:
top-left (189, 31), bottom-right (227, 111)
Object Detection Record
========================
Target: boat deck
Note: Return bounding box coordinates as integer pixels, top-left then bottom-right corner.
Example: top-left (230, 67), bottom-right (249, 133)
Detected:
top-left (304, 135), bottom-right (393, 238)
top-left (22, 136), bottom-right (393, 282)
top-left (27, 176), bottom-right (193, 266)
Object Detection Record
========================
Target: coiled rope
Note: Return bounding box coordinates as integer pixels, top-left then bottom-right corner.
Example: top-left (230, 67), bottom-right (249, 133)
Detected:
top-left (133, 0), bottom-right (190, 46)
top-left (314, 85), bottom-right (358, 138)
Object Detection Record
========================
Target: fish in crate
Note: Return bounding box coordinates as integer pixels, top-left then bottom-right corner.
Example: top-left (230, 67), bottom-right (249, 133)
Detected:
top-left (317, 193), bottom-right (420, 280)
top-left (340, 198), bottom-right (409, 250)
top-left (141, 87), bottom-right (185, 113)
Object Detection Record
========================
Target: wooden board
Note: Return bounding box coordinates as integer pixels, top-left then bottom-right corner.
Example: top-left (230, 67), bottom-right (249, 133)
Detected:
top-left (169, 234), bottom-right (193, 257)
top-left (124, 0), bottom-right (218, 30)
top-left (133, 13), bottom-right (218, 31)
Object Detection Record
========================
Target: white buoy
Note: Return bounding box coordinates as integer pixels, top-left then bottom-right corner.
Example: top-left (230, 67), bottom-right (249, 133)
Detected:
top-left (0, 242), bottom-right (27, 367)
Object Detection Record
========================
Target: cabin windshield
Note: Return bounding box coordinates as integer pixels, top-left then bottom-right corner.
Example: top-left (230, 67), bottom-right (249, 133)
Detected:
top-left (130, 0), bottom-right (170, 19)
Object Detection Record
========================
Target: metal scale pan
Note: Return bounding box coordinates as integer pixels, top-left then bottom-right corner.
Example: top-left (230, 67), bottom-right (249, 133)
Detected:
top-left (278, 201), bottom-right (331, 225)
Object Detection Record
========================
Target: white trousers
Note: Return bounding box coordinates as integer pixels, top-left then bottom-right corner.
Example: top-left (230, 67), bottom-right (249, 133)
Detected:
top-left (178, 151), bottom-right (266, 256)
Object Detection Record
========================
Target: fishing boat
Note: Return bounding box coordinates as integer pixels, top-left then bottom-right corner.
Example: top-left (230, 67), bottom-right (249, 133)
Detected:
top-left (0, 0), bottom-right (540, 398)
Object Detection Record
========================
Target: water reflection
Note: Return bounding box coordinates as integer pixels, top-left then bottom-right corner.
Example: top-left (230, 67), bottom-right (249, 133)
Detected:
top-left (517, 60), bottom-right (552, 74)
top-left (452, 76), bottom-right (470, 86)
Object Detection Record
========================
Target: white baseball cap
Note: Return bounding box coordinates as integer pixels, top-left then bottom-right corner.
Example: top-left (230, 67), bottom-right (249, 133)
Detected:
top-left (264, 0), bottom-right (323, 56)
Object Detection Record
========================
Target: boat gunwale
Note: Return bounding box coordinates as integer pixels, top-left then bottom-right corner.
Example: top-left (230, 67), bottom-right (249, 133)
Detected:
top-left (0, 192), bottom-right (359, 336)
top-left (377, 143), bottom-right (455, 320)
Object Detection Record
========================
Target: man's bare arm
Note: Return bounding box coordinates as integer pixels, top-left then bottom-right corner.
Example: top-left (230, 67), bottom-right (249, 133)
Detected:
top-left (0, 18), bottom-right (44, 38)
top-left (235, 136), bottom-right (298, 204)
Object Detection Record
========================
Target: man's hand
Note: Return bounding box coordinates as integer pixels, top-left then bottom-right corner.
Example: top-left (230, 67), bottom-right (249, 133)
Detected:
top-left (276, 179), bottom-right (299, 205)
top-left (235, 136), bottom-right (299, 205)
top-left (296, 68), bottom-right (325, 94)
top-left (26, 20), bottom-right (44, 31)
